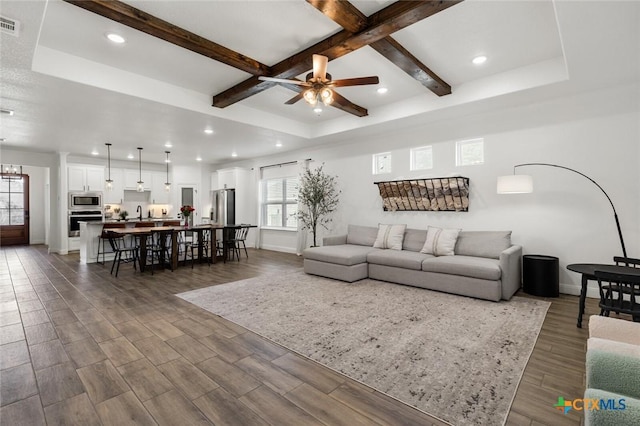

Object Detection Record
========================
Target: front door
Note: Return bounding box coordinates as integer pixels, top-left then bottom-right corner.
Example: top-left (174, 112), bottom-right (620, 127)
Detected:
top-left (0, 174), bottom-right (30, 245)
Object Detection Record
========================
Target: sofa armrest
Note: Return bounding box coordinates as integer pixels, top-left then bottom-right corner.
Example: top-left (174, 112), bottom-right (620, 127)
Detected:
top-left (500, 245), bottom-right (522, 300)
top-left (323, 235), bottom-right (347, 246)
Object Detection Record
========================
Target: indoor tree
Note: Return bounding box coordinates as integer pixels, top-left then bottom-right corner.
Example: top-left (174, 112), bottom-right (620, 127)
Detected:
top-left (297, 164), bottom-right (340, 247)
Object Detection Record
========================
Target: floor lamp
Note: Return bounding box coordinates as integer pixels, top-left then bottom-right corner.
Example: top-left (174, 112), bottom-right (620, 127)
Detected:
top-left (497, 163), bottom-right (627, 258)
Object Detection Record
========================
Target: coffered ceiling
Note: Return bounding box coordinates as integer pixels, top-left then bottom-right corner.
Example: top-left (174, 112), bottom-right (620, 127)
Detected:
top-left (1, 0), bottom-right (638, 165)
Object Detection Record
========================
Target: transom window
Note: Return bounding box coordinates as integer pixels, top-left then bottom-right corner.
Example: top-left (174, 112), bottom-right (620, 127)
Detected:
top-left (373, 152), bottom-right (392, 175)
top-left (410, 146), bottom-right (433, 171)
top-left (455, 138), bottom-right (484, 166)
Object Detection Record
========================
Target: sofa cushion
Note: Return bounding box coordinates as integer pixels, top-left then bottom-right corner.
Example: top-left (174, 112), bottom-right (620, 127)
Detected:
top-left (303, 245), bottom-right (379, 266)
top-left (455, 231), bottom-right (512, 259)
top-left (420, 226), bottom-right (461, 256)
top-left (367, 250), bottom-right (434, 271)
top-left (373, 224), bottom-right (406, 250)
top-left (422, 256), bottom-right (501, 281)
top-left (403, 228), bottom-right (428, 252)
top-left (346, 225), bottom-right (378, 247)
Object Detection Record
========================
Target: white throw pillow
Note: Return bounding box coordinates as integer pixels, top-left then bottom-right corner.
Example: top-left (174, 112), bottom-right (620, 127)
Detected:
top-left (420, 226), bottom-right (461, 256)
top-left (373, 224), bottom-right (406, 250)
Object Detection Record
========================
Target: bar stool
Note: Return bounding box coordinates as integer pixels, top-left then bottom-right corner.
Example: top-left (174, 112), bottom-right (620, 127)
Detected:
top-left (96, 223), bottom-right (126, 265)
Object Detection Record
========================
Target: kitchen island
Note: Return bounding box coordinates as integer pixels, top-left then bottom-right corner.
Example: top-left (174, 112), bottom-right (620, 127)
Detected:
top-left (79, 219), bottom-right (179, 264)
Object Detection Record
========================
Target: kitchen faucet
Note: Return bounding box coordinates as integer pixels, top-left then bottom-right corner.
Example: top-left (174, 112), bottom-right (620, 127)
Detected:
top-left (136, 205), bottom-right (142, 221)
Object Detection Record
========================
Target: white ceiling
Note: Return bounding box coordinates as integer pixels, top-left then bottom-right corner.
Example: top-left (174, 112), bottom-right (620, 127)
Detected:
top-left (1, 0), bottom-right (638, 166)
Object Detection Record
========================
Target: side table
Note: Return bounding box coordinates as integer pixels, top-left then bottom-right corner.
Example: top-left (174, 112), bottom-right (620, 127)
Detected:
top-left (523, 254), bottom-right (559, 297)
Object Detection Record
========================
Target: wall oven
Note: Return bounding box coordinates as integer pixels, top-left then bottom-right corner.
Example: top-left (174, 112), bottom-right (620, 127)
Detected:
top-left (69, 192), bottom-right (103, 210)
top-left (68, 210), bottom-right (103, 237)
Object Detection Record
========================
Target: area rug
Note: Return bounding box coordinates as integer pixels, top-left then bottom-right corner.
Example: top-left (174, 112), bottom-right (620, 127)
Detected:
top-left (177, 270), bottom-right (550, 425)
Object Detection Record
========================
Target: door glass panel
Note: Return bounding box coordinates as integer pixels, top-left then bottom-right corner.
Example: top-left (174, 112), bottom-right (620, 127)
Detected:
top-left (10, 210), bottom-right (24, 225)
top-left (0, 176), bottom-right (25, 225)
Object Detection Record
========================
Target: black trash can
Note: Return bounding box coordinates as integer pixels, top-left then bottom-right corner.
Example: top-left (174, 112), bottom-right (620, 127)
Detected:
top-left (523, 254), bottom-right (559, 297)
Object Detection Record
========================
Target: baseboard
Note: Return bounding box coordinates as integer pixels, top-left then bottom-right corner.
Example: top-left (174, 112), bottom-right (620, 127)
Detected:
top-left (260, 244), bottom-right (297, 254)
top-left (560, 282), bottom-right (599, 299)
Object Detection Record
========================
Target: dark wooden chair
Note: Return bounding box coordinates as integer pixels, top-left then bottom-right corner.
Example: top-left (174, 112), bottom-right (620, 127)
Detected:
top-left (595, 270), bottom-right (640, 322)
top-left (614, 256), bottom-right (640, 268)
top-left (96, 222), bottom-right (126, 265)
top-left (106, 231), bottom-right (138, 277)
top-left (184, 229), bottom-right (211, 269)
top-left (230, 225), bottom-right (250, 259)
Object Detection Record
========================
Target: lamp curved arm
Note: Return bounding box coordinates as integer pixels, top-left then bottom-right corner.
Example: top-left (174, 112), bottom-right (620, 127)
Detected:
top-left (513, 163), bottom-right (627, 257)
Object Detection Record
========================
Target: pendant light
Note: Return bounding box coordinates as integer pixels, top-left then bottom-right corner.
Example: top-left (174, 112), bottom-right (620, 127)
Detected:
top-left (164, 151), bottom-right (171, 192)
top-left (136, 147), bottom-right (144, 192)
top-left (105, 143), bottom-right (113, 191)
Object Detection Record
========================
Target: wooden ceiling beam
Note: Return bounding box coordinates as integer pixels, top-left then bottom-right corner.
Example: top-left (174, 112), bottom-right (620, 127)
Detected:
top-left (212, 0), bottom-right (462, 108)
top-left (307, 0), bottom-right (451, 96)
top-left (370, 37), bottom-right (451, 96)
top-left (63, 0), bottom-right (270, 76)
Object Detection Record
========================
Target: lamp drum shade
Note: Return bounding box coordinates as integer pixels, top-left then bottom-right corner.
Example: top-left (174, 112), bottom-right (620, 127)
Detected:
top-left (497, 175), bottom-right (533, 194)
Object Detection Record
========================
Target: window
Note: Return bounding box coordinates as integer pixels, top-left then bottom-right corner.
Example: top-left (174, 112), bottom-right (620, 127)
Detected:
top-left (262, 177), bottom-right (298, 228)
top-left (410, 146), bottom-right (433, 171)
top-left (373, 152), bottom-right (392, 175)
top-left (456, 138), bottom-right (484, 166)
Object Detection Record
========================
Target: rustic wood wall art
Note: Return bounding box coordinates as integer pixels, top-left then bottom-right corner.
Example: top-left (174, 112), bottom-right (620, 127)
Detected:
top-left (374, 177), bottom-right (469, 212)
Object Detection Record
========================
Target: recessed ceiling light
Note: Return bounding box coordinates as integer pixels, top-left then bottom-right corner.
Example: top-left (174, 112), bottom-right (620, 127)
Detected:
top-left (0, 108), bottom-right (14, 116)
top-left (127, 153), bottom-right (134, 159)
top-left (313, 107), bottom-right (323, 114)
top-left (196, 156), bottom-right (202, 162)
top-left (275, 142), bottom-right (282, 148)
top-left (376, 87), bottom-right (388, 94)
top-left (106, 33), bottom-right (125, 44)
top-left (164, 142), bottom-right (172, 148)
top-left (91, 149), bottom-right (99, 156)
top-left (231, 152), bottom-right (238, 157)
top-left (472, 55), bottom-right (487, 65)
top-left (204, 129), bottom-right (214, 135)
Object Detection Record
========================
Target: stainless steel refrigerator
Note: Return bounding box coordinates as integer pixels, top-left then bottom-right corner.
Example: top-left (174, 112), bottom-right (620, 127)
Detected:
top-left (210, 189), bottom-right (235, 225)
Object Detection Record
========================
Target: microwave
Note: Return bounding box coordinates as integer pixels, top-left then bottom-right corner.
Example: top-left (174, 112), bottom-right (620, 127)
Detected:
top-left (69, 192), bottom-right (103, 210)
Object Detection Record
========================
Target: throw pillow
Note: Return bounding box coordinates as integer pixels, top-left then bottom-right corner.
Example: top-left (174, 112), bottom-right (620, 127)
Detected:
top-left (420, 226), bottom-right (461, 256)
top-left (373, 224), bottom-right (406, 250)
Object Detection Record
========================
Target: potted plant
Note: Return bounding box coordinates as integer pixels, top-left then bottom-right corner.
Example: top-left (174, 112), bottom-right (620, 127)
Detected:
top-left (296, 164), bottom-right (340, 247)
top-left (118, 210), bottom-right (129, 221)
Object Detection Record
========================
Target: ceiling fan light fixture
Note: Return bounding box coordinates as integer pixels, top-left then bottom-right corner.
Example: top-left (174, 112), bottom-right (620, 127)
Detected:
top-left (303, 89), bottom-right (317, 106)
top-left (320, 88), bottom-right (333, 106)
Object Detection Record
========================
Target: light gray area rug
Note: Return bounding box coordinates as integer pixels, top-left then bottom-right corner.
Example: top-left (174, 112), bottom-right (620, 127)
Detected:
top-left (178, 270), bottom-right (550, 425)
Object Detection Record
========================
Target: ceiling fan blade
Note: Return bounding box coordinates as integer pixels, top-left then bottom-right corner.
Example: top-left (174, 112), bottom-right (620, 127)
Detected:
top-left (284, 93), bottom-right (304, 105)
top-left (330, 76), bottom-right (380, 87)
top-left (312, 54), bottom-right (328, 81)
top-left (258, 76), bottom-right (309, 86)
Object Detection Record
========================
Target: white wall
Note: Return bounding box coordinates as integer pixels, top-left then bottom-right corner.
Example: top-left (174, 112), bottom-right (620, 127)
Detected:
top-left (215, 85), bottom-right (640, 295)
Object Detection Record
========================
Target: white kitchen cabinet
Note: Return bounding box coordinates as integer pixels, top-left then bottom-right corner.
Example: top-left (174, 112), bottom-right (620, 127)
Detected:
top-left (123, 169), bottom-right (152, 190)
top-left (216, 169), bottom-right (237, 189)
top-left (104, 168), bottom-right (124, 205)
top-left (68, 165), bottom-right (105, 192)
top-left (150, 172), bottom-right (170, 204)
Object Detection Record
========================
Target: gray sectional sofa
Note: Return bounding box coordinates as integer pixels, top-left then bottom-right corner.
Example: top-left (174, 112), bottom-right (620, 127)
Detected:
top-left (303, 225), bottom-right (522, 301)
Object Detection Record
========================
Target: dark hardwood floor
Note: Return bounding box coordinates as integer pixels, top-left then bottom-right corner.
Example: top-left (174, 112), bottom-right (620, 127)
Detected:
top-left (0, 245), bottom-right (603, 425)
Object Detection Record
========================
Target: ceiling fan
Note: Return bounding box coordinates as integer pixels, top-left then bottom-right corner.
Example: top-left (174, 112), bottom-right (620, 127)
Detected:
top-left (258, 54), bottom-right (379, 107)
